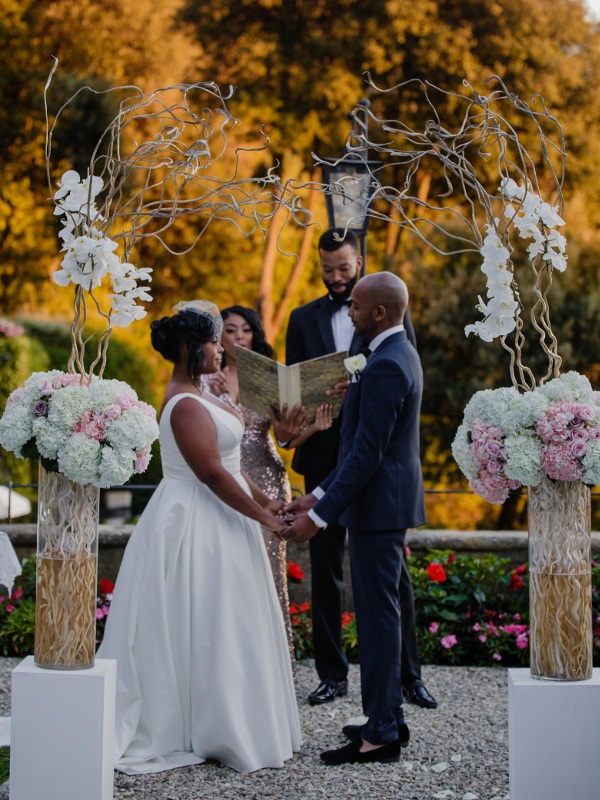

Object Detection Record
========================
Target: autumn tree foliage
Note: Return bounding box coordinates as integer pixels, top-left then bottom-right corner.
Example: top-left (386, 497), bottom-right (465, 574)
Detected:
top-left (4, 0), bottom-right (600, 525)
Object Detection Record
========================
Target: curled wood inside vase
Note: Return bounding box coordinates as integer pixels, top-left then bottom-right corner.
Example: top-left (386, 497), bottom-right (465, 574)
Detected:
top-left (34, 554), bottom-right (97, 669)
top-left (529, 571), bottom-right (592, 680)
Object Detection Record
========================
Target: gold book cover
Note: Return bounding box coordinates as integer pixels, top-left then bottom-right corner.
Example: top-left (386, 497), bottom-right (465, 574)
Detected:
top-left (235, 346), bottom-right (349, 420)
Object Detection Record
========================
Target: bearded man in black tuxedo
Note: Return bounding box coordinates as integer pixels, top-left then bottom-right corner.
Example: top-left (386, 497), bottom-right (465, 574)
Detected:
top-left (281, 229), bottom-right (436, 711)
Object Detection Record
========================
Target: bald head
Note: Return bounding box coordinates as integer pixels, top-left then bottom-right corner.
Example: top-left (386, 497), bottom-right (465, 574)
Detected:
top-left (348, 272), bottom-right (409, 341)
top-left (354, 273), bottom-right (408, 325)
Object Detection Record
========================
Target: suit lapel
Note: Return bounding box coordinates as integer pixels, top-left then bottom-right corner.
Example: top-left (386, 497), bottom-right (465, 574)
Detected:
top-left (348, 331), bottom-right (361, 356)
top-left (313, 297), bottom-right (336, 354)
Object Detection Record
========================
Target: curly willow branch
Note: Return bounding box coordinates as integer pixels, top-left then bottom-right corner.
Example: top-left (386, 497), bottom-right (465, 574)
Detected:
top-left (309, 76), bottom-right (567, 390)
top-left (44, 59), bottom-right (312, 378)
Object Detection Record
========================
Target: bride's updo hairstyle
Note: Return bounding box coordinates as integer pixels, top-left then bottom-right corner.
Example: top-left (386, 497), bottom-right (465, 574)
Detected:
top-left (150, 310), bottom-right (216, 380)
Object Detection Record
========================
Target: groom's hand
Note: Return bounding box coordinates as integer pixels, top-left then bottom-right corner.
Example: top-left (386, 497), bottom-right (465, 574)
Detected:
top-left (282, 492), bottom-right (318, 517)
top-left (282, 513), bottom-right (319, 544)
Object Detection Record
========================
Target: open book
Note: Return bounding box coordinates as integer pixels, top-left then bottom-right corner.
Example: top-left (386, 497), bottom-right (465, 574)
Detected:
top-left (235, 345), bottom-right (349, 420)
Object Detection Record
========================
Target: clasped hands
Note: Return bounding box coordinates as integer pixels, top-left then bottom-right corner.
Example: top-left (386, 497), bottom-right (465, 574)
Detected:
top-left (268, 493), bottom-right (321, 545)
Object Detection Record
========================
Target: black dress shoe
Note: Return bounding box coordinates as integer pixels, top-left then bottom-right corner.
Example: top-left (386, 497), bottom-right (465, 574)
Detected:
top-left (404, 680), bottom-right (438, 709)
top-left (342, 722), bottom-right (410, 747)
top-left (308, 680), bottom-right (348, 706)
top-left (321, 736), bottom-right (401, 765)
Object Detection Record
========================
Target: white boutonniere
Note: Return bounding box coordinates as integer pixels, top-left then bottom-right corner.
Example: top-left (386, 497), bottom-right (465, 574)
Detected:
top-left (344, 353), bottom-right (368, 383)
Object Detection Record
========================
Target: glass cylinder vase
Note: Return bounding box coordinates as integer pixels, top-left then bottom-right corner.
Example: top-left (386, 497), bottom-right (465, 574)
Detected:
top-left (528, 476), bottom-right (592, 681)
top-left (34, 463), bottom-right (99, 670)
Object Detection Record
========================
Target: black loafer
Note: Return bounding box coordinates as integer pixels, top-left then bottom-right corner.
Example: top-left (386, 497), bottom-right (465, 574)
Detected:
top-left (308, 680), bottom-right (348, 706)
top-left (404, 680), bottom-right (438, 709)
top-left (321, 736), bottom-right (401, 765)
top-left (342, 722), bottom-right (410, 747)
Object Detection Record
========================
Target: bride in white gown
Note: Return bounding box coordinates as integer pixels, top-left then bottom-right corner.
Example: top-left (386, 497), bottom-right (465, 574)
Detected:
top-left (97, 302), bottom-right (301, 774)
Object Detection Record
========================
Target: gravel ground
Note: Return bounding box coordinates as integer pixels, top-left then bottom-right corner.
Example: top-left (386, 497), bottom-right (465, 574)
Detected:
top-left (0, 658), bottom-right (509, 799)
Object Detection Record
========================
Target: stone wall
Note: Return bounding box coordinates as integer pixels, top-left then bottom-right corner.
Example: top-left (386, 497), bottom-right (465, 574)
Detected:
top-left (6, 524), bottom-right (600, 612)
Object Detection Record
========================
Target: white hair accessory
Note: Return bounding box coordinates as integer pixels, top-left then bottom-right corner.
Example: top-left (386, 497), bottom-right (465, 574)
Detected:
top-left (172, 300), bottom-right (223, 339)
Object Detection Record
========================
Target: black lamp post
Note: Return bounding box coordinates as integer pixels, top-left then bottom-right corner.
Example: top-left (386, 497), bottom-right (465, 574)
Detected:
top-left (321, 98), bottom-right (382, 277)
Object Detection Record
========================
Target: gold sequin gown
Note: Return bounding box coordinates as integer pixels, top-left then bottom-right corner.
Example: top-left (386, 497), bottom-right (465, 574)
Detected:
top-left (200, 378), bottom-right (295, 673)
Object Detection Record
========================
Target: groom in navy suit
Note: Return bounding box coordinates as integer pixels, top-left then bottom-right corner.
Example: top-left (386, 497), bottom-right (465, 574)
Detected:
top-left (283, 272), bottom-right (426, 764)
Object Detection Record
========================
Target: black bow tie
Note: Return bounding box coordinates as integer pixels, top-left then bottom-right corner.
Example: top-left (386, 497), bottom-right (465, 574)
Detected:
top-left (358, 341), bottom-right (371, 358)
top-left (329, 295), bottom-right (351, 312)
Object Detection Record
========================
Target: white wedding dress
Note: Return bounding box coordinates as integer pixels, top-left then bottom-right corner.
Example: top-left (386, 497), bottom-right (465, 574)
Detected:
top-left (97, 393), bottom-right (301, 774)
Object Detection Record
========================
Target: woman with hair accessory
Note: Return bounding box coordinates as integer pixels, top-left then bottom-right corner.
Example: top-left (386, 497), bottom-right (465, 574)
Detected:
top-left (98, 302), bottom-right (301, 775)
top-left (204, 305), bottom-right (333, 673)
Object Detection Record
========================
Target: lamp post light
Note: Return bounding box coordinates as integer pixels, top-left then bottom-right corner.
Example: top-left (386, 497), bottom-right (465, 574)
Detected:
top-left (321, 98), bottom-right (382, 277)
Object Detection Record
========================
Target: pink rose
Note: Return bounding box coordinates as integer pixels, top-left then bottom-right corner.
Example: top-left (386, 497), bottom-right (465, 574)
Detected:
top-left (60, 373), bottom-right (88, 387)
top-left (105, 405), bottom-right (121, 420)
top-left (487, 459), bottom-right (504, 474)
top-left (479, 634), bottom-right (487, 643)
top-left (428, 621), bottom-right (439, 633)
top-left (579, 405), bottom-right (595, 422)
top-left (116, 394), bottom-right (135, 411)
top-left (6, 387), bottom-right (23, 408)
top-left (486, 440), bottom-right (503, 457)
top-left (441, 634), bottom-right (457, 649)
top-left (38, 380), bottom-right (56, 395)
top-left (133, 400), bottom-right (157, 419)
top-left (472, 622), bottom-right (481, 632)
top-left (493, 653), bottom-right (502, 661)
top-left (516, 634), bottom-right (528, 649)
top-left (571, 428), bottom-right (589, 442)
top-left (135, 445), bottom-right (151, 474)
top-left (589, 428), bottom-right (600, 441)
top-left (570, 440), bottom-right (588, 458)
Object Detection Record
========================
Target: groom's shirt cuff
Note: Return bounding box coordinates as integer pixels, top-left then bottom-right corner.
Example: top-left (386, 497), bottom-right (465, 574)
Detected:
top-left (308, 508), bottom-right (328, 529)
top-left (311, 486), bottom-right (325, 500)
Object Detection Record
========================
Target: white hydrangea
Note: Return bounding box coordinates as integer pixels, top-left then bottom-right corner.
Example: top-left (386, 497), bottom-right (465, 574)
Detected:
top-left (451, 424), bottom-right (479, 480)
top-left (463, 387), bottom-right (520, 428)
top-left (582, 440), bottom-right (600, 486)
top-left (504, 432), bottom-right (544, 486)
top-left (21, 370), bottom-right (63, 405)
top-left (57, 433), bottom-right (101, 485)
top-left (32, 417), bottom-right (70, 460)
top-left (88, 379), bottom-right (137, 410)
top-left (97, 446), bottom-right (136, 488)
top-left (0, 404), bottom-right (34, 454)
top-left (104, 406), bottom-right (158, 451)
top-left (502, 391), bottom-right (549, 435)
top-left (48, 385), bottom-right (91, 430)
top-left (537, 371), bottom-right (596, 405)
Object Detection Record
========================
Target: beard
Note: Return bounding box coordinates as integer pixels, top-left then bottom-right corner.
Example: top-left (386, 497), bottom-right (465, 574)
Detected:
top-left (323, 272), bottom-right (358, 301)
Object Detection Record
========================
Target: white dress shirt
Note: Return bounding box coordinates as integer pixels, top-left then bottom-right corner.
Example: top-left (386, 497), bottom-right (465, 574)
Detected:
top-left (329, 298), bottom-right (355, 353)
top-left (307, 323), bottom-right (405, 529)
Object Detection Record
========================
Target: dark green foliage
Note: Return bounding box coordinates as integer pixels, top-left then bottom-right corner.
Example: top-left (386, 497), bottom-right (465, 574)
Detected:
top-left (0, 747), bottom-right (9, 785)
top-left (0, 599), bottom-right (35, 656)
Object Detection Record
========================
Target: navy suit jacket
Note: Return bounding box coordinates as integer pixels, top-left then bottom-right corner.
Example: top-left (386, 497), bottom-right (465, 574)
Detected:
top-left (285, 295), bottom-right (416, 482)
top-left (313, 330), bottom-right (427, 531)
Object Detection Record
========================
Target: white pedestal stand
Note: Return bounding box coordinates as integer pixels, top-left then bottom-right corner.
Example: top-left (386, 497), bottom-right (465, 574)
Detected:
top-left (508, 667), bottom-right (600, 800)
top-left (10, 656), bottom-right (117, 800)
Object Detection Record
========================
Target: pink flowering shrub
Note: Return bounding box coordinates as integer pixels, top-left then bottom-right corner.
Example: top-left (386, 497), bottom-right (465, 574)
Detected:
top-left (411, 549), bottom-right (532, 668)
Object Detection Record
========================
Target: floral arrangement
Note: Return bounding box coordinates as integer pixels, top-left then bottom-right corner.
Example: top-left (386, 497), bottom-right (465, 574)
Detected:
top-left (0, 371), bottom-right (158, 488)
top-left (452, 372), bottom-right (600, 503)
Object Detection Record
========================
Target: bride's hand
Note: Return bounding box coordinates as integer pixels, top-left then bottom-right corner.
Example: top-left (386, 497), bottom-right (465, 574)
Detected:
top-left (261, 513), bottom-right (290, 535)
top-left (207, 366), bottom-right (229, 397)
top-left (264, 498), bottom-right (286, 516)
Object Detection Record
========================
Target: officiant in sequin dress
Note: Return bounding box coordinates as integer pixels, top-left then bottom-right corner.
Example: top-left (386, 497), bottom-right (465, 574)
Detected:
top-left (203, 305), bottom-right (333, 673)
